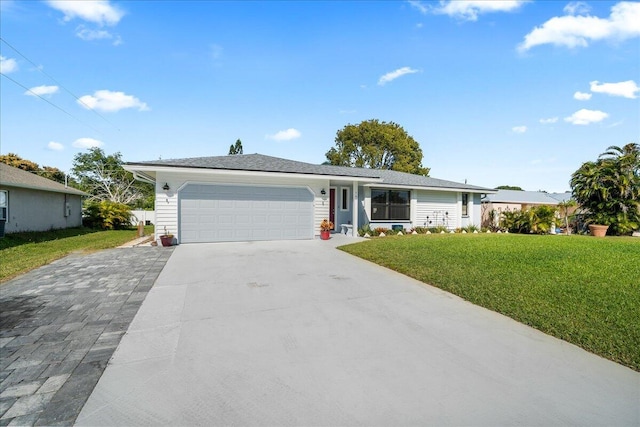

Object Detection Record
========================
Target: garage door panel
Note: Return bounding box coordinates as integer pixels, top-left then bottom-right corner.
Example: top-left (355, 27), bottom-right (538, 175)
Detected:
top-left (179, 184), bottom-right (313, 243)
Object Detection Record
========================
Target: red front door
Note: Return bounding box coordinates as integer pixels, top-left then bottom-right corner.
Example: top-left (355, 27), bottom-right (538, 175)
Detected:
top-left (329, 188), bottom-right (336, 230)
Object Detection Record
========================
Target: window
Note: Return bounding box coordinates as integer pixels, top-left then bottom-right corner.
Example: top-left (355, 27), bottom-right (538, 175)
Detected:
top-left (0, 190), bottom-right (7, 221)
top-left (462, 193), bottom-right (469, 217)
top-left (341, 188), bottom-right (349, 211)
top-left (371, 189), bottom-right (410, 220)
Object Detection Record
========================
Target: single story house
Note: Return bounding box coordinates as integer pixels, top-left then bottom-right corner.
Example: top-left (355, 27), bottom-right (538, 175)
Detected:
top-left (481, 189), bottom-right (574, 227)
top-left (124, 154), bottom-right (495, 244)
top-left (0, 163), bottom-right (87, 234)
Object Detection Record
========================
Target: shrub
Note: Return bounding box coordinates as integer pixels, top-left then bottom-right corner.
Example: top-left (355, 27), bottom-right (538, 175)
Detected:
top-left (83, 200), bottom-right (132, 230)
top-left (373, 227), bottom-right (390, 236)
top-left (500, 205), bottom-right (557, 234)
top-left (463, 224), bottom-right (480, 233)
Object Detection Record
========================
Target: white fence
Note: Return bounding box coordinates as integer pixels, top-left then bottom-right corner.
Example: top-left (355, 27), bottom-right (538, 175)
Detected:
top-left (131, 210), bottom-right (155, 225)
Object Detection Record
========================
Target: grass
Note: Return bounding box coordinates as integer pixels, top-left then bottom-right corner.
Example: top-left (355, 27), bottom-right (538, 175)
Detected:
top-left (339, 234), bottom-right (640, 371)
top-left (0, 226), bottom-right (154, 283)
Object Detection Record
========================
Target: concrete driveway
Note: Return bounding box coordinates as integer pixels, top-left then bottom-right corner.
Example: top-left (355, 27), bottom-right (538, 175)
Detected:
top-left (77, 237), bottom-right (639, 426)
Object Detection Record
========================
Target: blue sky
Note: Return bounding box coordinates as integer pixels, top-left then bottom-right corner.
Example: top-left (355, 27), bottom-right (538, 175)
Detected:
top-left (1, 0), bottom-right (638, 192)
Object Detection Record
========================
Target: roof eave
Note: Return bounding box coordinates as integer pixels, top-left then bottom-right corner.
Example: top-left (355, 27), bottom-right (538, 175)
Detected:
top-left (0, 182), bottom-right (88, 196)
top-left (363, 183), bottom-right (495, 193)
top-left (124, 164), bottom-right (383, 183)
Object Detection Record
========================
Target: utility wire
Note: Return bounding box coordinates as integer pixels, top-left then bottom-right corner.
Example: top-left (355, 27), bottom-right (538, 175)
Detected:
top-left (1, 72), bottom-right (103, 134)
top-left (0, 37), bottom-right (120, 131)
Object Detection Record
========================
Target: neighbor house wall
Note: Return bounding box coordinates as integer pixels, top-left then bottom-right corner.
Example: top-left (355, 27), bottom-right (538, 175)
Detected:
top-left (481, 202), bottom-right (525, 227)
top-left (154, 171), bottom-right (329, 242)
top-left (0, 186), bottom-right (82, 233)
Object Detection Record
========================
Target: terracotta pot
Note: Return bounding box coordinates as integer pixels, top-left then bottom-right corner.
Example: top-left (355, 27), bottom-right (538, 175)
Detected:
top-left (320, 230), bottom-right (331, 240)
top-left (588, 224), bottom-right (609, 237)
top-left (160, 235), bottom-right (173, 246)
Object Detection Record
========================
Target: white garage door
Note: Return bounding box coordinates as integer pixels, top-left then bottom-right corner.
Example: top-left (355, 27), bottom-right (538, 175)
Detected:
top-left (179, 184), bottom-right (314, 243)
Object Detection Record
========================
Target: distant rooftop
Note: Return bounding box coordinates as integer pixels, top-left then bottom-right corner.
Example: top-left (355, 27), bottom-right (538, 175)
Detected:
top-left (127, 153), bottom-right (495, 193)
top-left (482, 189), bottom-right (572, 205)
top-left (0, 163), bottom-right (87, 196)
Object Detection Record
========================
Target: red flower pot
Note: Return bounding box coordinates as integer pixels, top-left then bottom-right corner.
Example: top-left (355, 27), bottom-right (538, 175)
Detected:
top-left (160, 235), bottom-right (173, 246)
top-left (320, 230), bottom-right (331, 240)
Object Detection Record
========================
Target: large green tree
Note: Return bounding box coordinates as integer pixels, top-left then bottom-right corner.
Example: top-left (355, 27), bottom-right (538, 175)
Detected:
top-left (325, 119), bottom-right (430, 175)
top-left (570, 143), bottom-right (640, 235)
top-left (71, 148), bottom-right (153, 208)
top-left (0, 153), bottom-right (69, 185)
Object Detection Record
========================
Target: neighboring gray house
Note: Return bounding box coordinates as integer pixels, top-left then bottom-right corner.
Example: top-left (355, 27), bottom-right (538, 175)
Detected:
top-left (124, 154), bottom-right (495, 244)
top-left (481, 189), bottom-right (574, 227)
top-left (0, 163), bottom-right (87, 234)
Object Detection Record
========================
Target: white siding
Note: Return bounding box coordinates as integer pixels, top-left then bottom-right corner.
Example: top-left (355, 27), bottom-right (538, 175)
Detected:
top-left (314, 180), bottom-right (330, 235)
top-left (416, 190), bottom-right (458, 230)
top-left (154, 171), bottom-right (329, 241)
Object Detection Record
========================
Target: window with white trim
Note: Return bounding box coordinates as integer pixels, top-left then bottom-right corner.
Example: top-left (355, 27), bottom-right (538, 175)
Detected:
top-left (371, 189), bottom-right (410, 220)
top-left (462, 193), bottom-right (469, 217)
top-left (341, 187), bottom-right (350, 211)
top-left (0, 190), bottom-right (7, 221)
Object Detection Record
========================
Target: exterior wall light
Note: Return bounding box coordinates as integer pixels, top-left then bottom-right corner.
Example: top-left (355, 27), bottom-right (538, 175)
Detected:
top-left (163, 183), bottom-right (170, 191)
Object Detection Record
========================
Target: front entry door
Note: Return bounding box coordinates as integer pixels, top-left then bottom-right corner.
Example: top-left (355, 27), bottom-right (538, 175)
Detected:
top-left (329, 188), bottom-right (336, 230)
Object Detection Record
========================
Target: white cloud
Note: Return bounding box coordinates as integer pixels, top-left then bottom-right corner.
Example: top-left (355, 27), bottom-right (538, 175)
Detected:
top-left (432, 0), bottom-right (528, 21)
top-left (563, 1), bottom-right (591, 15)
top-left (78, 90), bottom-right (149, 112)
top-left (378, 67), bottom-right (419, 86)
top-left (539, 117), bottom-right (558, 124)
top-left (75, 25), bottom-right (121, 45)
top-left (512, 125), bottom-right (527, 133)
top-left (47, 141), bottom-right (64, 151)
top-left (573, 91), bottom-right (592, 100)
top-left (25, 85), bottom-right (59, 97)
top-left (0, 56), bottom-right (18, 74)
top-left (267, 128), bottom-right (301, 141)
top-left (46, 0), bottom-right (124, 26)
top-left (590, 80), bottom-right (639, 99)
top-left (76, 27), bottom-right (112, 40)
top-left (72, 137), bottom-right (103, 149)
top-left (408, 1), bottom-right (428, 15)
top-left (519, 1), bottom-right (640, 52)
top-left (564, 109), bottom-right (609, 125)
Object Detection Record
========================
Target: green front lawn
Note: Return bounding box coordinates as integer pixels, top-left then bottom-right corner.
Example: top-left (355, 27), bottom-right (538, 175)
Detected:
top-left (339, 234), bottom-right (640, 371)
top-left (0, 226), bottom-right (154, 283)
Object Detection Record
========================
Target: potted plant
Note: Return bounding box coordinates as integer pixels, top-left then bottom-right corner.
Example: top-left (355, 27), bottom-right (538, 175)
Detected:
top-left (160, 226), bottom-right (174, 246)
top-left (586, 213), bottom-right (611, 237)
top-left (319, 219), bottom-right (333, 240)
top-left (570, 144), bottom-right (640, 236)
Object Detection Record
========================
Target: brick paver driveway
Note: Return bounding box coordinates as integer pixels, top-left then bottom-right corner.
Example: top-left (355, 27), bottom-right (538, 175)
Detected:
top-left (0, 247), bottom-right (172, 426)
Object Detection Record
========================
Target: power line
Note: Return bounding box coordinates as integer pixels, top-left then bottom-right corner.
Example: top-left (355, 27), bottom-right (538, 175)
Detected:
top-left (1, 72), bottom-right (103, 134)
top-left (0, 37), bottom-right (120, 131)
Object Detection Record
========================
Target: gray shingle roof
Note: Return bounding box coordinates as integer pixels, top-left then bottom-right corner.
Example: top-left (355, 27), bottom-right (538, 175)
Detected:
top-left (0, 163), bottom-right (87, 196)
top-left (128, 153), bottom-right (494, 192)
top-left (483, 189), bottom-right (571, 204)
